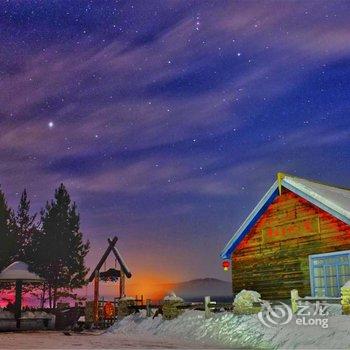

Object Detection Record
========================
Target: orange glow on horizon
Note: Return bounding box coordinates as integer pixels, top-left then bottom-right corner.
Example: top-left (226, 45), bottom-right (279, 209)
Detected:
top-left (0, 272), bottom-right (180, 307)
top-left (97, 272), bottom-right (177, 302)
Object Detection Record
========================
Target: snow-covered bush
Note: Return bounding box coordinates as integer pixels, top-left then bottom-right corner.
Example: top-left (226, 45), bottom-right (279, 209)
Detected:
top-left (233, 289), bottom-right (261, 314)
top-left (119, 296), bottom-right (136, 301)
top-left (163, 292), bottom-right (184, 320)
top-left (343, 280), bottom-right (350, 287)
top-left (341, 281), bottom-right (350, 315)
top-left (163, 292), bottom-right (183, 302)
top-left (118, 297), bottom-right (136, 318)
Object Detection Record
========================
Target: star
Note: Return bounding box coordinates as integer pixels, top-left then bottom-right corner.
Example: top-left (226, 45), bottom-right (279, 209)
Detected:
top-left (48, 121), bottom-right (54, 129)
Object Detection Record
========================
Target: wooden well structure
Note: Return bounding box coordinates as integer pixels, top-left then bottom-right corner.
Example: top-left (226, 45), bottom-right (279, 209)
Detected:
top-left (88, 236), bottom-right (132, 323)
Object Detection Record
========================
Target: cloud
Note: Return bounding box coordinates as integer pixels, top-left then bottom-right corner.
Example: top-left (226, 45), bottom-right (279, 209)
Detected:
top-left (0, 1), bottom-right (349, 281)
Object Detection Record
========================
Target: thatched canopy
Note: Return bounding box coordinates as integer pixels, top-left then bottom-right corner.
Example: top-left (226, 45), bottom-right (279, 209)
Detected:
top-left (0, 261), bottom-right (43, 282)
top-left (88, 236), bottom-right (132, 282)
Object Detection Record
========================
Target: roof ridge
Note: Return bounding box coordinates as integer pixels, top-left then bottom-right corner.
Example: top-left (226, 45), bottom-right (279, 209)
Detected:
top-left (284, 173), bottom-right (350, 192)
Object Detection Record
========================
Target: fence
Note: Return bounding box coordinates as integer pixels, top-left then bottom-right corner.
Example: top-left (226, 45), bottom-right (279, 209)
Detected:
top-left (85, 296), bottom-right (234, 328)
top-left (84, 288), bottom-right (350, 328)
top-left (290, 288), bottom-right (348, 314)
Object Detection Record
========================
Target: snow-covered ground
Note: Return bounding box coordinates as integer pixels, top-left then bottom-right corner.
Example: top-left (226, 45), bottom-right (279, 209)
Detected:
top-left (1, 309), bottom-right (350, 349)
top-left (0, 330), bottom-right (210, 349)
top-left (107, 309), bottom-right (350, 349)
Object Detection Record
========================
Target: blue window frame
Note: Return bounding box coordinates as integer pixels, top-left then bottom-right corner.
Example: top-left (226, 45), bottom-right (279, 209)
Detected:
top-left (309, 250), bottom-right (350, 297)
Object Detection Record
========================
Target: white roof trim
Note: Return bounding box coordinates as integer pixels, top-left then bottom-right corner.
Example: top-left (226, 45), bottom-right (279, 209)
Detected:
top-left (220, 181), bottom-right (279, 259)
top-left (282, 177), bottom-right (350, 225)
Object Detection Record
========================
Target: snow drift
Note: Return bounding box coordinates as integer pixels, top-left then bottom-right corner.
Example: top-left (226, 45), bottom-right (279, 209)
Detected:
top-left (107, 309), bottom-right (350, 349)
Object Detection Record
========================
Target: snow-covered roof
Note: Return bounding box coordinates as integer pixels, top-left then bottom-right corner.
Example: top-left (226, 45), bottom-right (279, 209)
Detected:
top-left (0, 261), bottom-right (44, 282)
top-left (221, 173), bottom-right (350, 259)
top-left (283, 176), bottom-right (350, 224)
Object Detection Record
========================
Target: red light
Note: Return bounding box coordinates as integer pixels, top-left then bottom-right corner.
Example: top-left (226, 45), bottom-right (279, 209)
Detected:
top-left (222, 260), bottom-right (230, 271)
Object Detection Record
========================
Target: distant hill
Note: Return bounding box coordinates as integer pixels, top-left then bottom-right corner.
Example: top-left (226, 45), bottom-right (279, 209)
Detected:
top-left (162, 278), bottom-right (232, 300)
top-left (81, 277), bottom-right (233, 303)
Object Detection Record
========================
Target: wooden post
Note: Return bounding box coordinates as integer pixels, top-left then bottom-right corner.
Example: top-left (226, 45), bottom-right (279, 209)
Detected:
top-left (204, 296), bottom-right (211, 319)
top-left (291, 289), bottom-right (299, 314)
top-left (93, 270), bottom-right (99, 324)
top-left (15, 280), bottom-right (23, 329)
top-left (146, 299), bottom-right (152, 317)
top-left (119, 270), bottom-right (125, 298)
top-left (100, 296), bottom-right (104, 327)
top-left (113, 297), bottom-right (117, 320)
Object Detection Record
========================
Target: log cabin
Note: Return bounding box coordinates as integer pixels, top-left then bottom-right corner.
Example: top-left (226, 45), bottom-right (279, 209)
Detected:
top-left (221, 173), bottom-right (350, 299)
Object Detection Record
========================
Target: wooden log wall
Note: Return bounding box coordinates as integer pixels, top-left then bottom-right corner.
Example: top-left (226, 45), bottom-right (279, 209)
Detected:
top-left (232, 189), bottom-right (350, 299)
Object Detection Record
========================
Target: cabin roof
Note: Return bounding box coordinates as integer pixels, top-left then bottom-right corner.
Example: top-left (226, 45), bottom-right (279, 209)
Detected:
top-left (220, 173), bottom-right (350, 259)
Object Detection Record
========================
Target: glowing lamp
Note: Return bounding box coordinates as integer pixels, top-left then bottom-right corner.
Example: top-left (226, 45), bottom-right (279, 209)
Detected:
top-left (222, 260), bottom-right (230, 271)
top-left (103, 301), bottom-right (115, 319)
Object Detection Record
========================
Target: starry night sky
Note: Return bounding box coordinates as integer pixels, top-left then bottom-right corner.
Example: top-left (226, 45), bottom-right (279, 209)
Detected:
top-left (0, 1), bottom-right (350, 293)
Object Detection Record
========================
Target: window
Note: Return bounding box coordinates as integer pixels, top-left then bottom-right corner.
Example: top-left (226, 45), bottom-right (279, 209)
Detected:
top-left (309, 251), bottom-right (350, 297)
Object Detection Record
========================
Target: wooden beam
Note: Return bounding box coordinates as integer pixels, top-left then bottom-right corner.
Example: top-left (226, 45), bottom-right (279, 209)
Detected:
top-left (15, 280), bottom-right (22, 329)
top-left (119, 270), bottom-right (125, 298)
top-left (108, 238), bottom-right (132, 278)
top-left (88, 236), bottom-right (118, 282)
top-left (277, 172), bottom-right (286, 195)
top-left (93, 270), bottom-right (99, 324)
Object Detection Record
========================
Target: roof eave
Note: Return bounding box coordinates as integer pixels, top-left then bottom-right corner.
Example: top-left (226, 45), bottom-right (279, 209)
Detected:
top-left (0, 278), bottom-right (44, 282)
top-left (220, 181), bottom-right (279, 259)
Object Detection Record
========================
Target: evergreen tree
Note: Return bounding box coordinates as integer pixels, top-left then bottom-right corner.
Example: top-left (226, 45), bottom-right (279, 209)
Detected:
top-left (0, 187), bottom-right (16, 271)
top-left (31, 184), bottom-right (90, 308)
top-left (14, 189), bottom-right (37, 262)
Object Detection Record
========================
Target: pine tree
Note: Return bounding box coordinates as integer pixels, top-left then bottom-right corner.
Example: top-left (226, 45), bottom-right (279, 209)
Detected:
top-left (14, 189), bottom-right (37, 262)
top-left (31, 184), bottom-right (90, 308)
top-left (0, 187), bottom-right (16, 271)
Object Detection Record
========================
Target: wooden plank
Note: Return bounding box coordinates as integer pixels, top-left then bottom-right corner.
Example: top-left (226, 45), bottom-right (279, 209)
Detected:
top-left (93, 270), bottom-right (99, 324)
top-left (232, 189), bottom-right (350, 299)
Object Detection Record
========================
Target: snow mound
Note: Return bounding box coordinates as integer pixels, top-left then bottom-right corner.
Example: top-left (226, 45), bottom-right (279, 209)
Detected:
top-left (343, 280), bottom-right (350, 287)
top-left (164, 292), bottom-right (183, 302)
top-left (21, 311), bottom-right (55, 319)
top-left (118, 296), bottom-right (135, 301)
top-left (107, 309), bottom-right (350, 349)
top-left (0, 311), bottom-right (14, 319)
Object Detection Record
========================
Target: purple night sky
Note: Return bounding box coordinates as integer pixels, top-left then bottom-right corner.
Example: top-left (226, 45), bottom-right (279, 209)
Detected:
top-left (0, 1), bottom-right (349, 293)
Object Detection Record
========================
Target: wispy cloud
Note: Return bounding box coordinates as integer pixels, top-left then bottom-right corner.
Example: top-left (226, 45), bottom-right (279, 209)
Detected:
top-left (0, 1), bottom-right (349, 280)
